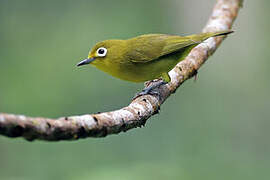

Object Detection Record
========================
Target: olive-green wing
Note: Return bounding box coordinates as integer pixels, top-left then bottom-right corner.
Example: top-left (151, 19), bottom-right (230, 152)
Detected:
top-left (125, 34), bottom-right (200, 63)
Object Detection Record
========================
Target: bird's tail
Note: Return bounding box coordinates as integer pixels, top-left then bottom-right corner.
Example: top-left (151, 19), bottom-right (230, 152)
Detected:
top-left (210, 30), bottom-right (234, 37)
top-left (188, 30), bottom-right (234, 43)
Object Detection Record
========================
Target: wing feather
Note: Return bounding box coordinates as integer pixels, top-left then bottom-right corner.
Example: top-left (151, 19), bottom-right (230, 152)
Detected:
top-left (125, 34), bottom-right (200, 63)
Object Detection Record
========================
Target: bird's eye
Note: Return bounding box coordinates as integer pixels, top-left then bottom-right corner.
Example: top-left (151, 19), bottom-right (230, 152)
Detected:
top-left (96, 47), bottom-right (107, 57)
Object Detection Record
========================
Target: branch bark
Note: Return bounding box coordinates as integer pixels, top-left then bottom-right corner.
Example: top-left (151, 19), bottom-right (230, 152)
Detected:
top-left (0, 0), bottom-right (242, 141)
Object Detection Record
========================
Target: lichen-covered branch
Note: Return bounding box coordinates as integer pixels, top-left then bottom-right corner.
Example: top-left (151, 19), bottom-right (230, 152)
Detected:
top-left (0, 0), bottom-right (242, 141)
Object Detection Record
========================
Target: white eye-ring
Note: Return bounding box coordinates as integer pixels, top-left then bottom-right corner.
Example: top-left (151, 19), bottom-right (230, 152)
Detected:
top-left (96, 47), bottom-right (107, 57)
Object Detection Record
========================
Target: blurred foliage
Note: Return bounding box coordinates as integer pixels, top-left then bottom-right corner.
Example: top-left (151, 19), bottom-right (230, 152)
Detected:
top-left (0, 0), bottom-right (270, 180)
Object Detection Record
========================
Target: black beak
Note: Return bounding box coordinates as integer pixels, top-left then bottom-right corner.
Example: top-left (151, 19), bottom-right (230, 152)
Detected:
top-left (76, 57), bottom-right (95, 67)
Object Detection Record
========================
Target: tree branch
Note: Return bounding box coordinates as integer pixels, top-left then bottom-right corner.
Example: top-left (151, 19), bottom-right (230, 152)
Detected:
top-left (0, 0), bottom-right (242, 141)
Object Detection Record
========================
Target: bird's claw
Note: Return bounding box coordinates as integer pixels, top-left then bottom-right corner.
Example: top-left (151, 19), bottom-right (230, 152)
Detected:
top-left (132, 80), bottom-right (166, 100)
top-left (133, 89), bottom-right (160, 100)
top-left (193, 69), bottom-right (198, 82)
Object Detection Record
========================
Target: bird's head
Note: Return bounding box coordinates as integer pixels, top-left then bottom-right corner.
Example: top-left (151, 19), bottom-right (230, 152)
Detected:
top-left (77, 40), bottom-right (125, 67)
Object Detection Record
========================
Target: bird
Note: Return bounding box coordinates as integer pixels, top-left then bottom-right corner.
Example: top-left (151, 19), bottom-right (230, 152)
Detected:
top-left (77, 30), bottom-right (233, 98)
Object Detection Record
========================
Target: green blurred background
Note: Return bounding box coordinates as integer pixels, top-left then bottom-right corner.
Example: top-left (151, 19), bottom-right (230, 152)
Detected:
top-left (0, 0), bottom-right (269, 179)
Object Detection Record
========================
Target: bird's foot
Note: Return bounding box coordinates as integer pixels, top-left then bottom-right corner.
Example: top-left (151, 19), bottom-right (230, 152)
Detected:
top-left (143, 78), bottom-right (162, 87)
top-left (193, 69), bottom-right (198, 82)
top-left (133, 81), bottom-right (167, 100)
top-left (134, 88), bottom-right (159, 100)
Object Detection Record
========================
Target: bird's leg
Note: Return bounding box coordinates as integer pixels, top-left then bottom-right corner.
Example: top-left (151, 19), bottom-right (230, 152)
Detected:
top-left (133, 80), bottom-right (167, 100)
top-left (142, 80), bottom-right (167, 95)
top-left (133, 73), bottom-right (170, 100)
top-left (144, 78), bottom-right (161, 87)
